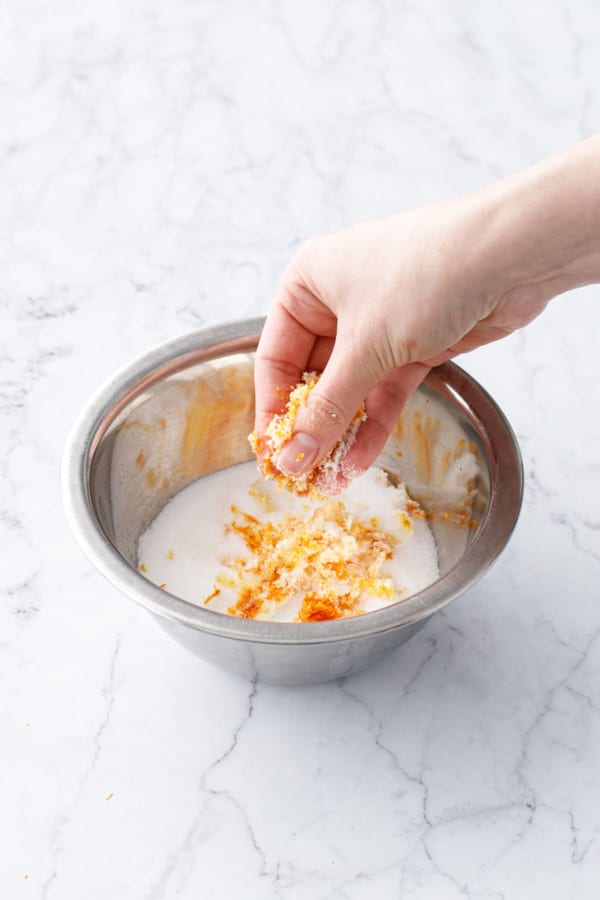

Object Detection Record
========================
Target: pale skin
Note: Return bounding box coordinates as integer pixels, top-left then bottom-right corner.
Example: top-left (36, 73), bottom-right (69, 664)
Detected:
top-left (254, 135), bottom-right (600, 492)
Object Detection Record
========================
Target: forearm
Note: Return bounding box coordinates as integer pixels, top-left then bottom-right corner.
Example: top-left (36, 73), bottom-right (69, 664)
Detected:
top-left (460, 135), bottom-right (600, 310)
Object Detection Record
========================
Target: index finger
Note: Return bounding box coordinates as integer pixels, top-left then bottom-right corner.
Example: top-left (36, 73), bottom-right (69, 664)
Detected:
top-left (253, 301), bottom-right (319, 435)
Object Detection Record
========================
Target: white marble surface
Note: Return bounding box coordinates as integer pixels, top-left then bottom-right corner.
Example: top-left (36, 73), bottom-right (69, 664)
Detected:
top-left (2, 1), bottom-right (600, 897)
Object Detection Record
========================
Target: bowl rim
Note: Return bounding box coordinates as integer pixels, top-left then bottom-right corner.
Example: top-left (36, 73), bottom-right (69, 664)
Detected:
top-left (61, 317), bottom-right (523, 645)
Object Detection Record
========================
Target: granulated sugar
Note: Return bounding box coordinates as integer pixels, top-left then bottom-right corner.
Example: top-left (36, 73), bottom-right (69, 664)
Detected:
top-left (137, 461), bottom-right (439, 622)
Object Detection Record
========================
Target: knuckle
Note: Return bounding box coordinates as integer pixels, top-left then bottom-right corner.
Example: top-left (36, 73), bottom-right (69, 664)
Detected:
top-left (254, 355), bottom-right (299, 382)
top-left (294, 235), bottom-right (319, 266)
top-left (285, 239), bottom-right (316, 286)
top-left (306, 391), bottom-right (351, 429)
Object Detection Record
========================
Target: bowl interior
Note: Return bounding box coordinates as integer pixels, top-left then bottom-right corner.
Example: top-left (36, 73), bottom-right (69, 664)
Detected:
top-left (90, 344), bottom-right (494, 591)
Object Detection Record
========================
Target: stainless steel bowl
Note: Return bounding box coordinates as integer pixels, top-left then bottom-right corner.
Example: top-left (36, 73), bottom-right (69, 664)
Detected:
top-left (62, 317), bottom-right (523, 685)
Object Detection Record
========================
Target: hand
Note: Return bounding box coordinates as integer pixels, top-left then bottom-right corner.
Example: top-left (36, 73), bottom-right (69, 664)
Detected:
top-left (254, 137), bottom-right (600, 492)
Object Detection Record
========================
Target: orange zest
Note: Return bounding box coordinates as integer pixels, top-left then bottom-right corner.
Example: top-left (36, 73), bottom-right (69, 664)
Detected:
top-left (219, 497), bottom-right (400, 621)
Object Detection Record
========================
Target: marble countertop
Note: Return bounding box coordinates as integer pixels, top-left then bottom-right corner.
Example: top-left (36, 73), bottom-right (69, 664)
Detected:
top-left (2, 1), bottom-right (599, 897)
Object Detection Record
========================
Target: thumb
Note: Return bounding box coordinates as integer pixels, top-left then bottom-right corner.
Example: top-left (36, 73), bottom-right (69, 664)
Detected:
top-left (275, 343), bottom-right (380, 476)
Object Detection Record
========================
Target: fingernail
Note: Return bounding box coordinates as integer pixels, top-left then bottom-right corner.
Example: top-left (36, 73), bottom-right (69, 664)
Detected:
top-left (276, 433), bottom-right (319, 475)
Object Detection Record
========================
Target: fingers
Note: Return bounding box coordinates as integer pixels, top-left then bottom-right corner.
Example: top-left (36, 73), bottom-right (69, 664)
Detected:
top-left (312, 362), bottom-right (430, 494)
top-left (306, 335), bottom-right (335, 373)
top-left (253, 261), bottom-right (339, 432)
top-left (253, 302), bottom-right (318, 435)
top-left (274, 338), bottom-right (382, 475)
top-left (344, 363), bottom-right (430, 470)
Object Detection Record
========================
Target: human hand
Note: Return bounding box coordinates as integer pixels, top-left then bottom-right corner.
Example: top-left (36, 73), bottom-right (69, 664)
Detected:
top-left (254, 137), bottom-right (600, 492)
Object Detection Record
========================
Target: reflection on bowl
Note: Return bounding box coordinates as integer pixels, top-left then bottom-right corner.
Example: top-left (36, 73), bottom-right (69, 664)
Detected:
top-left (62, 318), bottom-right (522, 685)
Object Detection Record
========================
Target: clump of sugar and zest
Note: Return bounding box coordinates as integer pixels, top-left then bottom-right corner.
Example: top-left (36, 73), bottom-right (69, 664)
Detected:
top-left (248, 371), bottom-right (367, 496)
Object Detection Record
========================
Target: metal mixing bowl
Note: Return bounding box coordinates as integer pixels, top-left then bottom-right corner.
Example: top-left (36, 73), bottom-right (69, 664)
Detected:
top-left (62, 317), bottom-right (523, 685)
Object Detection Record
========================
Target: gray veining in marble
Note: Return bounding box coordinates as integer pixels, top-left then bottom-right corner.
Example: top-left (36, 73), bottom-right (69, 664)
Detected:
top-left (1, 1), bottom-right (599, 898)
